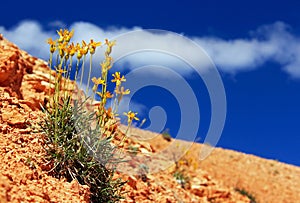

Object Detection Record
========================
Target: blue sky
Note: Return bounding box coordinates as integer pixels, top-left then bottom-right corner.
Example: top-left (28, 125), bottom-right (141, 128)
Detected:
top-left (1, 0), bottom-right (299, 166)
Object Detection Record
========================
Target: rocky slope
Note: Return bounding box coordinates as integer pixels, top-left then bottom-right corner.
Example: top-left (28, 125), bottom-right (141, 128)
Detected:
top-left (0, 35), bottom-right (299, 202)
top-left (130, 127), bottom-right (300, 203)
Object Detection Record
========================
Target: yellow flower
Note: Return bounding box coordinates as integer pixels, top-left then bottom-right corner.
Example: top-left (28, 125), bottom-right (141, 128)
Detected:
top-left (100, 56), bottom-right (113, 71)
top-left (56, 68), bottom-right (67, 74)
top-left (97, 91), bottom-right (113, 99)
top-left (81, 40), bottom-right (89, 55)
top-left (57, 29), bottom-right (74, 43)
top-left (76, 43), bottom-right (84, 59)
top-left (47, 38), bottom-right (57, 53)
top-left (57, 29), bottom-right (65, 43)
top-left (55, 67), bottom-right (67, 80)
top-left (115, 86), bottom-right (130, 95)
top-left (66, 43), bottom-right (76, 56)
top-left (115, 86), bottom-right (130, 103)
top-left (123, 111), bottom-right (139, 124)
top-left (58, 41), bottom-right (68, 58)
top-left (92, 77), bottom-right (105, 92)
top-left (105, 39), bottom-right (116, 46)
top-left (111, 72), bottom-right (126, 86)
top-left (75, 42), bottom-right (81, 50)
top-left (91, 77), bottom-right (105, 85)
top-left (47, 38), bottom-right (56, 45)
top-left (105, 107), bottom-right (114, 119)
top-left (89, 39), bottom-right (101, 55)
top-left (65, 29), bottom-right (74, 42)
top-left (105, 39), bottom-right (116, 56)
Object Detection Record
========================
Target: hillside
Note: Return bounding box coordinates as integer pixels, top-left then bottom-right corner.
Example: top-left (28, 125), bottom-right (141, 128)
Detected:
top-left (0, 34), bottom-right (299, 203)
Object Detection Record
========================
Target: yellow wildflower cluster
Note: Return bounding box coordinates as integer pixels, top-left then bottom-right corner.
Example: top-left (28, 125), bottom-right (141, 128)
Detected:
top-left (47, 28), bottom-right (139, 142)
top-left (47, 29), bottom-right (101, 60)
top-left (123, 111), bottom-right (139, 124)
top-left (112, 72), bottom-right (126, 86)
top-left (174, 144), bottom-right (199, 171)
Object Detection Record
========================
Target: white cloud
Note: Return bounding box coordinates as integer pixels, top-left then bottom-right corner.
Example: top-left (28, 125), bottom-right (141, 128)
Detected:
top-left (0, 20), bottom-right (299, 78)
top-left (195, 22), bottom-right (300, 76)
top-left (0, 20), bottom-right (54, 59)
top-left (48, 20), bottom-right (67, 29)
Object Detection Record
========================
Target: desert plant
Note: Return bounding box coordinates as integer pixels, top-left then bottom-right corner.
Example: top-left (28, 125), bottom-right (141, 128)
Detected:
top-left (25, 156), bottom-right (36, 170)
top-left (235, 188), bottom-right (257, 203)
top-left (137, 163), bottom-right (149, 182)
top-left (170, 143), bottom-right (192, 189)
top-left (173, 170), bottom-right (190, 189)
top-left (127, 145), bottom-right (139, 156)
top-left (39, 29), bottom-right (139, 202)
top-left (161, 128), bottom-right (172, 142)
top-left (41, 98), bottom-right (125, 202)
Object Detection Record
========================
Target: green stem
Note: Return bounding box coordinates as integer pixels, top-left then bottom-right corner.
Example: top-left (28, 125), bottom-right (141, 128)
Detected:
top-left (75, 59), bottom-right (80, 83)
top-left (112, 91), bottom-right (119, 114)
top-left (86, 54), bottom-right (93, 95)
top-left (48, 53), bottom-right (53, 96)
top-left (54, 57), bottom-right (65, 143)
top-left (98, 70), bottom-right (108, 127)
top-left (67, 57), bottom-right (73, 80)
top-left (62, 58), bottom-right (68, 98)
top-left (80, 55), bottom-right (86, 89)
top-left (119, 122), bottom-right (131, 146)
top-left (65, 56), bottom-right (73, 90)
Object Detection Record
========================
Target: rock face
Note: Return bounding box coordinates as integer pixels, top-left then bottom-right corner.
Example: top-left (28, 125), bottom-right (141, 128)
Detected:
top-left (0, 34), bottom-right (51, 109)
top-left (0, 87), bottom-right (90, 202)
top-left (0, 35), bottom-right (299, 203)
top-left (0, 34), bottom-right (79, 110)
top-left (0, 35), bottom-right (28, 98)
top-left (0, 35), bottom-right (91, 202)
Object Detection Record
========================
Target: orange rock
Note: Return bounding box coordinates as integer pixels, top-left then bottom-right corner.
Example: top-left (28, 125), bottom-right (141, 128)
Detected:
top-left (2, 109), bottom-right (26, 126)
top-left (127, 175), bottom-right (137, 190)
